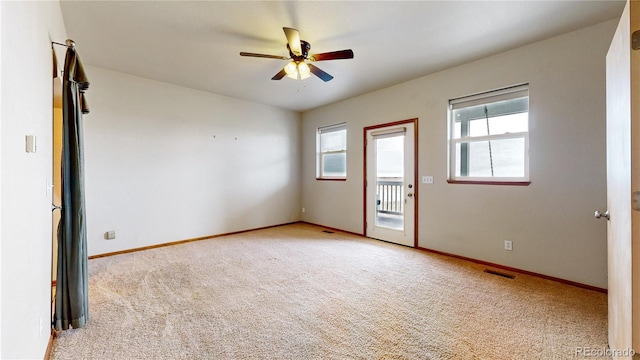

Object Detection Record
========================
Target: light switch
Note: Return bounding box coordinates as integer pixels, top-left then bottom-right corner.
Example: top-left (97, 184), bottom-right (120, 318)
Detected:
top-left (422, 176), bottom-right (434, 184)
top-left (25, 135), bottom-right (36, 153)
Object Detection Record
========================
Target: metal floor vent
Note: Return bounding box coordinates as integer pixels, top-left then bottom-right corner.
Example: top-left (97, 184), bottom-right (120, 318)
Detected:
top-left (484, 269), bottom-right (516, 279)
top-left (322, 230), bottom-right (334, 234)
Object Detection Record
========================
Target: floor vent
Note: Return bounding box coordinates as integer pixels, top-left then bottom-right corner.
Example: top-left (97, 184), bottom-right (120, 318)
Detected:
top-left (322, 230), bottom-right (334, 234)
top-left (484, 269), bottom-right (516, 279)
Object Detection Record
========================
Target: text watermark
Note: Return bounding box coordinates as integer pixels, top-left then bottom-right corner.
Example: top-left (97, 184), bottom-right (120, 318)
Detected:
top-left (575, 347), bottom-right (635, 358)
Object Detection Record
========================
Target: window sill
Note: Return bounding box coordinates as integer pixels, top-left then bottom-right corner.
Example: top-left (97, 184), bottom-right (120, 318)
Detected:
top-left (447, 180), bottom-right (531, 186)
top-left (316, 178), bottom-right (347, 181)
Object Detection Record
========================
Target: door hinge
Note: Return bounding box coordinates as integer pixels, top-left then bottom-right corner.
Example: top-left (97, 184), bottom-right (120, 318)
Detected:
top-left (633, 191), bottom-right (640, 211)
top-left (633, 30), bottom-right (640, 50)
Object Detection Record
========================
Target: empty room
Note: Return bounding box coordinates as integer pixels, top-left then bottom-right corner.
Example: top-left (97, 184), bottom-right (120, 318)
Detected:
top-left (1, 0), bottom-right (639, 359)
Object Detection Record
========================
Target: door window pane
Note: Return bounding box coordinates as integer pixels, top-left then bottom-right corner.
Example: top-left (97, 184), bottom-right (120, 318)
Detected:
top-left (375, 136), bottom-right (404, 230)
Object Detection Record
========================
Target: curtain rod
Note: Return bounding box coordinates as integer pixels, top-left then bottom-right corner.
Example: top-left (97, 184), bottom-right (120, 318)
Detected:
top-left (52, 39), bottom-right (76, 48)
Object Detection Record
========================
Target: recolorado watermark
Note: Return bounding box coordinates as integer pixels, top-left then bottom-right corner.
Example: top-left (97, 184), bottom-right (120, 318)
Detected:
top-left (575, 346), bottom-right (635, 358)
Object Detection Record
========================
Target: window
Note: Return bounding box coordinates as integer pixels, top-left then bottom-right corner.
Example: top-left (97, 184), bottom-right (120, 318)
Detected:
top-left (448, 84), bottom-right (529, 184)
top-left (317, 123), bottom-right (347, 180)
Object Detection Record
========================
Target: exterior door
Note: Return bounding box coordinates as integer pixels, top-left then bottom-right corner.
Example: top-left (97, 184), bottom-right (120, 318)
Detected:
top-left (364, 119), bottom-right (417, 247)
top-left (605, 1), bottom-right (640, 357)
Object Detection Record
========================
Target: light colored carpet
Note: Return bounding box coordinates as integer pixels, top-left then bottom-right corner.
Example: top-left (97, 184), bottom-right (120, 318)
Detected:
top-left (50, 223), bottom-right (608, 359)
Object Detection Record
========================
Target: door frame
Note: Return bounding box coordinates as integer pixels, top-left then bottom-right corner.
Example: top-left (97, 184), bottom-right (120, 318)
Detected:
top-left (363, 118), bottom-right (419, 247)
top-left (51, 53), bottom-right (63, 332)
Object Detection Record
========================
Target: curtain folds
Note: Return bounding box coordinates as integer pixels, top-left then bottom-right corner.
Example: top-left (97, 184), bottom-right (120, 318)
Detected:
top-left (54, 43), bottom-right (90, 331)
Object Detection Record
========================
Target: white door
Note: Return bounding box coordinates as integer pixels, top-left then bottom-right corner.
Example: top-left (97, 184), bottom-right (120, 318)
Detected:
top-left (365, 120), bottom-right (417, 247)
top-left (605, 1), bottom-right (639, 356)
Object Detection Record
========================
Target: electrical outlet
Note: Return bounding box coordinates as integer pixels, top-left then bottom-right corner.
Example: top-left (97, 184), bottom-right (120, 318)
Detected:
top-left (504, 240), bottom-right (513, 251)
top-left (302, 207), bottom-right (306, 213)
top-left (104, 231), bottom-right (116, 240)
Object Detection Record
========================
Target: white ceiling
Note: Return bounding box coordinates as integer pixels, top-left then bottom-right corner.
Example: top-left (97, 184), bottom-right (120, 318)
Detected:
top-left (60, 1), bottom-right (625, 112)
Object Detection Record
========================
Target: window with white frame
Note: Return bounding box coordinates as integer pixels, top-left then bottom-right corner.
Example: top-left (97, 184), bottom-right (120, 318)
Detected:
top-left (317, 123), bottom-right (347, 180)
top-left (448, 84), bottom-right (529, 184)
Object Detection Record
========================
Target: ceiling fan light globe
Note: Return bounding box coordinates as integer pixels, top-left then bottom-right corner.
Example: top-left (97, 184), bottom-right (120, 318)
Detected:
top-left (284, 61), bottom-right (298, 76)
top-left (298, 62), bottom-right (311, 79)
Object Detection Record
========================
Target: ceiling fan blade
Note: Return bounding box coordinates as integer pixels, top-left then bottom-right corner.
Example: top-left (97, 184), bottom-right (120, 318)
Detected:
top-left (309, 49), bottom-right (354, 62)
top-left (283, 27), bottom-right (302, 56)
top-left (271, 68), bottom-right (287, 80)
top-left (240, 52), bottom-right (288, 60)
top-left (308, 63), bottom-right (334, 82)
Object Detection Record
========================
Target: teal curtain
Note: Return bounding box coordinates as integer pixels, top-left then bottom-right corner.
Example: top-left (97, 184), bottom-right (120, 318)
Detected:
top-left (54, 43), bottom-right (90, 331)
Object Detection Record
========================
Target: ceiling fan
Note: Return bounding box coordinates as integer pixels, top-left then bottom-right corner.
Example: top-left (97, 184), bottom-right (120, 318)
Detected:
top-left (240, 27), bottom-right (354, 82)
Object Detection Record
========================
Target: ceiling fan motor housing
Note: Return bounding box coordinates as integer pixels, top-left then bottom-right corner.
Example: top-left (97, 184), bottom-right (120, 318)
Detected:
top-left (288, 40), bottom-right (311, 61)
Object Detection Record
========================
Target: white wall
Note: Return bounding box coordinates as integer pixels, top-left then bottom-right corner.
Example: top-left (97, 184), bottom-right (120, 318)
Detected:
top-left (302, 20), bottom-right (616, 289)
top-left (0, 1), bottom-right (68, 358)
top-left (84, 67), bottom-right (301, 256)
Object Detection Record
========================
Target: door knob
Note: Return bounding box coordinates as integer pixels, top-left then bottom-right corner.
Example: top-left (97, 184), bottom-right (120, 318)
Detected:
top-left (594, 210), bottom-right (610, 220)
